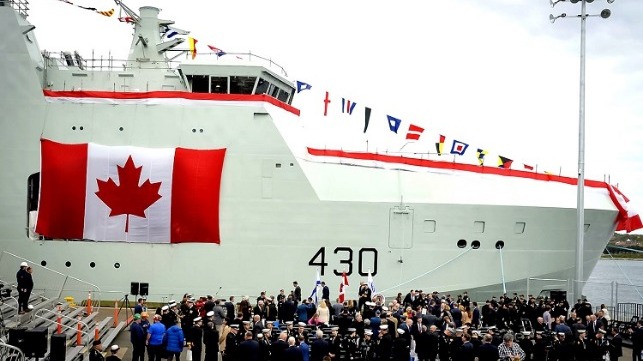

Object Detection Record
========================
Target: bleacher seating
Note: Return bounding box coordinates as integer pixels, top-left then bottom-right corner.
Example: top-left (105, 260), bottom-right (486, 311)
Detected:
top-left (0, 286), bottom-right (127, 361)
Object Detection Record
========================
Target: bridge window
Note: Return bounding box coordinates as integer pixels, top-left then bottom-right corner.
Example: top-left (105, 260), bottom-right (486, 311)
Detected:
top-left (276, 89), bottom-right (291, 103)
top-left (270, 84), bottom-right (281, 98)
top-left (230, 76), bottom-right (256, 94)
top-left (210, 76), bottom-right (228, 94)
top-left (188, 75), bottom-right (209, 93)
top-left (256, 78), bottom-right (270, 95)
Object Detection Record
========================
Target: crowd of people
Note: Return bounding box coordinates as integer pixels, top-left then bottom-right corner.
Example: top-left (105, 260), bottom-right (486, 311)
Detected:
top-left (122, 282), bottom-right (643, 361)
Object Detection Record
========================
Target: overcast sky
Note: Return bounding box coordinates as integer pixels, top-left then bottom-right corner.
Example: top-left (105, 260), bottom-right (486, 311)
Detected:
top-left (29, 0), bottom-right (643, 232)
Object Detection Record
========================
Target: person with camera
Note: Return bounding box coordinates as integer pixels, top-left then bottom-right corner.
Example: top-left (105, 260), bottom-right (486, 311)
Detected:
top-left (497, 333), bottom-right (526, 361)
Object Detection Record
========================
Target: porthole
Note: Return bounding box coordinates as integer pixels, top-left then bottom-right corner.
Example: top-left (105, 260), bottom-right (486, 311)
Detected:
top-left (192, 128), bottom-right (196, 133)
top-left (72, 126), bottom-right (76, 130)
top-left (457, 239), bottom-right (467, 248)
top-left (79, 126), bottom-right (84, 130)
top-left (495, 241), bottom-right (505, 249)
top-left (114, 263), bottom-right (121, 269)
top-left (65, 261), bottom-right (71, 267)
top-left (89, 262), bottom-right (96, 268)
top-left (41, 260), bottom-right (47, 267)
top-left (119, 127), bottom-right (124, 131)
top-left (471, 240), bottom-right (481, 249)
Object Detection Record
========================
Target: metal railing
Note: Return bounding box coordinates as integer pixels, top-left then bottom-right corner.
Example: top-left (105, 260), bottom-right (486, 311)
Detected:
top-left (41, 50), bottom-right (289, 76)
top-left (0, 341), bottom-right (25, 361)
top-left (1, 0), bottom-right (29, 18)
top-left (613, 302), bottom-right (642, 323)
top-left (0, 251), bottom-right (102, 311)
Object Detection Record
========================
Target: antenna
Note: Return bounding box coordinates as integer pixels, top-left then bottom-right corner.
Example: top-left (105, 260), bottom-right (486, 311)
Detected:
top-left (113, 0), bottom-right (140, 23)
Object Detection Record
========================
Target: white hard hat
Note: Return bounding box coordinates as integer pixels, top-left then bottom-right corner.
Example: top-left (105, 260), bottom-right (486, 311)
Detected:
top-left (20, 262), bottom-right (28, 267)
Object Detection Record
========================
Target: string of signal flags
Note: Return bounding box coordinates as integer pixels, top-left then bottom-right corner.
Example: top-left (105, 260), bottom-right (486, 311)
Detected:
top-left (294, 80), bottom-right (570, 176)
top-left (52, 0), bottom-right (232, 60)
top-left (55, 0), bottom-right (114, 17)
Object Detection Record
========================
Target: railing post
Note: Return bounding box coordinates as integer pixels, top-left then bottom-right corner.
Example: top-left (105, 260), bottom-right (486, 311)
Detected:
top-left (56, 305), bottom-right (63, 334)
top-left (113, 300), bottom-right (119, 327)
top-left (76, 316), bottom-right (83, 346)
top-left (86, 290), bottom-right (93, 314)
top-left (615, 282), bottom-right (619, 320)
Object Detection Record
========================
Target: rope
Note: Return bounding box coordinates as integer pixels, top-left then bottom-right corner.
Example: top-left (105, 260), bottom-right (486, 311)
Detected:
top-left (606, 245), bottom-right (643, 254)
top-left (379, 247), bottom-right (473, 293)
top-left (605, 248), bottom-right (643, 301)
top-left (499, 246), bottom-right (507, 294)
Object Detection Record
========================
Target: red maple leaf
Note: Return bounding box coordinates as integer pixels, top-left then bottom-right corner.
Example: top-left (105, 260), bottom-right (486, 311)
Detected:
top-left (95, 156), bottom-right (162, 233)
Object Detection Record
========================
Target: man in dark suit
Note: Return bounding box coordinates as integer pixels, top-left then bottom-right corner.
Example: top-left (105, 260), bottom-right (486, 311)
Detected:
top-left (412, 315), bottom-right (425, 340)
top-left (271, 332), bottom-right (289, 360)
top-left (224, 296), bottom-right (235, 323)
top-left (237, 331), bottom-right (259, 361)
top-left (457, 333), bottom-right (475, 361)
top-left (293, 281), bottom-right (302, 303)
top-left (402, 290), bottom-right (416, 307)
top-left (282, 295), bottom-right (296, 323)
top-left (311, 330), bottom-right (330, 361)
top-left (321, 281), bottom-right (330, 301)
top-left (632, 320), bottom-right (643, 361)
top-left (471, 302), bottom-right (481, 328)
top-left (283, 337), bottom-right (304, 361)
top-left (609, 328), bottom-right (623, 361)
top-left (477, 334), bottom-right (499, 361)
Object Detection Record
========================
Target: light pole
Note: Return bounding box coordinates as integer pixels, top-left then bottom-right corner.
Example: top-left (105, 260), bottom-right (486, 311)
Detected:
top-left (549, 0), bottom-right (614, 303)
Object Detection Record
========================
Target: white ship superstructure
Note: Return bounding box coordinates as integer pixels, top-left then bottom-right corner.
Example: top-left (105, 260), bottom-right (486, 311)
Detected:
top-left (0, 1), bottom-right (639, 302)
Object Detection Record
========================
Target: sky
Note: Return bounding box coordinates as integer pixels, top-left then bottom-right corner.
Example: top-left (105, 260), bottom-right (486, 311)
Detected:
top-left (28, 0), bottom-right (643, 232)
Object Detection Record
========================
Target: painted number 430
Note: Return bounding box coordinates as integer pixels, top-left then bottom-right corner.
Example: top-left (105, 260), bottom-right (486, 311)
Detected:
top-left (308, 247), bottom-right (378, 276)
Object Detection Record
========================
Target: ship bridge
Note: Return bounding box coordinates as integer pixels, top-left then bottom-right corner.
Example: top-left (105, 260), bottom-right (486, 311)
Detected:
top-left (179, 63), bottom-right (295, 104)
top-left (34, 3), bottom-right (295, 103)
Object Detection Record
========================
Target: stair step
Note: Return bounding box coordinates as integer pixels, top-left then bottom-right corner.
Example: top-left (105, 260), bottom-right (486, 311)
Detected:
top-left (100, 320), bottom-right (127, 349)
top-left (83, 316), bottom-right (113, 345)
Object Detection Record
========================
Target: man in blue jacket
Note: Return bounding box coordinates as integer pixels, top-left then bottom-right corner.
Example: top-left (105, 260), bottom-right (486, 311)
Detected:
top-left (146, 314), bottom-right (166, 361)
top-left (165, 320), bottom-right (185, 361)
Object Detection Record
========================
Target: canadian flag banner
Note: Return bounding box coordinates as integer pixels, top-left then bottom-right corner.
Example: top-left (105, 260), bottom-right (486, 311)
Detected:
top-left (338, 271), bottom-right (349, 303)
top-left (607, 184), bottom-right (643, 233)
top-left (36, 139), bottom-right (226, 243)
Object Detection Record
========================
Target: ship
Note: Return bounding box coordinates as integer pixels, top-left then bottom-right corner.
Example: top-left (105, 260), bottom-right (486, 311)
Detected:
top-left (0, 0), bottom-right (640, 303)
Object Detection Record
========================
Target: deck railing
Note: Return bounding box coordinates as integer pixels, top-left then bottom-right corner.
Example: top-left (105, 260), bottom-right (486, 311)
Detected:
top-left (1, 0), bottom-right (29, 18)
top-left (42, 50), bottom-right (289, 76)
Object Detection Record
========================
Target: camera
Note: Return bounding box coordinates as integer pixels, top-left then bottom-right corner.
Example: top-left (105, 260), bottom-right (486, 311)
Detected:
top-left (0, 283), bottom-right (12, 298)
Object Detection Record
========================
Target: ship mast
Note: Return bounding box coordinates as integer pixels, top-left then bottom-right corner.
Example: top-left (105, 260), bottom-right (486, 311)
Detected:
top-left (111, 0), bottom-right (185, 68)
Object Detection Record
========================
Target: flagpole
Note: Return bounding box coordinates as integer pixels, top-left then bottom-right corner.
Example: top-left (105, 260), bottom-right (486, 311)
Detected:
top-left (574, 0), bottom-right (587, 306)
top-left (549, 0), bottom-right (614, 303)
